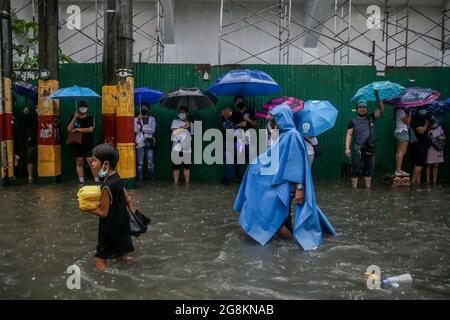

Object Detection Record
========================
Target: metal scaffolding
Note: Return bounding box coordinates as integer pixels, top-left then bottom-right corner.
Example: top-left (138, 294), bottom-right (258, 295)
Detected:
top-left (10, 0), bottom-right (165, 71)
top-left (217, 0), bottom-right (450, 68)
top-left (8, 0), bottom-right (450, 69)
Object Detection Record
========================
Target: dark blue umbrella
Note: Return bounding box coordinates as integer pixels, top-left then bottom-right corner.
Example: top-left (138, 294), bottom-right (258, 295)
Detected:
top-left (13, 81), bottom-right (38, 102)
top-left (413, 100), bottom-right (450, 118)
top-left (134, 87), bottom-right (164, 106)
top-left (384, 87), bottom-right (440, 107)
top-left (207, 69), bottom-right (282, 97)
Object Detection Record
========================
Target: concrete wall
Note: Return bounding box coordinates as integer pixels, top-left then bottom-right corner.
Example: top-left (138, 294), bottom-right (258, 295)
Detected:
top-left (10, 0), bottom-right (450, 69)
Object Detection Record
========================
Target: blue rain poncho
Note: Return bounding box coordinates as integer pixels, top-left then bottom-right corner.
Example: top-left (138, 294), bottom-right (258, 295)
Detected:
top-left (233, 105), bottom-right (336, 250)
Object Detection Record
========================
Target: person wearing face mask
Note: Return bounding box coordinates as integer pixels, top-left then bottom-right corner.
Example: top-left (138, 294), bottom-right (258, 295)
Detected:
top-left (83, 143), bottom-right (135, 272)
top-left (134, 103), bottom-right (156, 181)
top-left (21, 106), bottom-right (38, 184)
top-left (231, 95), bottom-right (258, 181)
top-left (345, 90), bottom-right (384, 189)
top-left (234, 105), bottom-right (336, 250)
top-left (67, 100), bottom-right (97, 186)
top-left (220, 108), bottom-right (235, 185)
top-left (170, 106), bottom-right (193, 184)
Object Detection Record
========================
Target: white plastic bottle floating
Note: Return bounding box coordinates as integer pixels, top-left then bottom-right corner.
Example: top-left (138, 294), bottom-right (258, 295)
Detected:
top-left (381, 273), bottom-right (413, 289)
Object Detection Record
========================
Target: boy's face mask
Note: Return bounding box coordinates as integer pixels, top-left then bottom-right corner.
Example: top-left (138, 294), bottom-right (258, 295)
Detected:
top-left (98, 162), bottom-right (109, 178)
top-left (79, 107), bottom-right (88, 113)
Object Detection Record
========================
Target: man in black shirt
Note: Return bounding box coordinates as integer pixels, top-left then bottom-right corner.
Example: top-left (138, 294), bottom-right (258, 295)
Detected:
top-left (345, 90), bottom-right (384, 189)
top-left (231, 96), bottom-right (258, 181)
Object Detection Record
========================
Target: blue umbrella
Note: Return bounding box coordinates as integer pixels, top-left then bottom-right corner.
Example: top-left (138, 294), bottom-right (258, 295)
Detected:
top-left (413, 100), bottom-right (450, 118)
top-left (134, 87), bottom-right (164, 106)
top-left (13, 81), bottom-right (38, 102)
top-left (49, 85), bottom-right (101, 100)
top-left (207, 69), bottom-right (282, 97)
top-left (351, 81), bottom-right (405, 103)
top-left (294, 100), bottom-right (338, 137)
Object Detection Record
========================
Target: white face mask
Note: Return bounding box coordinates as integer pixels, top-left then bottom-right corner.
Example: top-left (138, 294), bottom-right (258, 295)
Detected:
top-left (178, 113), bottom-right (186, 121)
top-left (79, 107), bottom-right (88, 113)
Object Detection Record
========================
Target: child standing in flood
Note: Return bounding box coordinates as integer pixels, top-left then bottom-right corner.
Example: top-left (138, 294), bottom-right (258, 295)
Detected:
top-left (83, 143), bottom-right (134, 271)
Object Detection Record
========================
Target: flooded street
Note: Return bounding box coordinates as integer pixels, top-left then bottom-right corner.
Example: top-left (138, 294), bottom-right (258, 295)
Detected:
top-left (1, 181), bottom-right (449, 299)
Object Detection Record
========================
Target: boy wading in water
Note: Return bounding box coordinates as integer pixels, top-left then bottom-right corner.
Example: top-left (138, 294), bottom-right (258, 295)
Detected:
top-left (84, 143), bottom-right (135, 272)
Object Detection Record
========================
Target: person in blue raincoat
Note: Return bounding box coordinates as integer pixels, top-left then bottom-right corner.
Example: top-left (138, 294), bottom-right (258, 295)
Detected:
top-left (233, 104), bottom-right (336, 250)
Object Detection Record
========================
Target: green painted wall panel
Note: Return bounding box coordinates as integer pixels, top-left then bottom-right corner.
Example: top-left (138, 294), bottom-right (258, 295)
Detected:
top-left (12, 64), bottom-right (449, 183)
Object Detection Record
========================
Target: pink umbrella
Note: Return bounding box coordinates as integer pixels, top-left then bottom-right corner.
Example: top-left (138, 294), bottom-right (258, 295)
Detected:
top-left (256, 96), bottom-right (304, 119)
top-left (384, 87), bottom-right (440, 107)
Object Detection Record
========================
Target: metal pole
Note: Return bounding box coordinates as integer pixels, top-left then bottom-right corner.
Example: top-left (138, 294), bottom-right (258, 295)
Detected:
top-left (278, 0), bottom-right (282, 64)
top-left (218, 0), bottom-right (224, 65)
top-left (347, 0), bottom-right (352, 64)
top-left (95, 0), bottom-right (99, 64)
top-left (385, 0), bottom-right (389, 67)
top-left (441, 0), bottom-right (447, 65)
top-left (405, 0), bottom-right (409, 67)
top-left (372, 40), bottom-right (375, 65)
top-left (287, 0), bottom-right (291, 64)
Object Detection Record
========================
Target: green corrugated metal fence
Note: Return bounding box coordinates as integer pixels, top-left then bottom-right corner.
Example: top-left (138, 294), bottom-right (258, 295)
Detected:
top-left (12, 64), bottom-right (450, 183)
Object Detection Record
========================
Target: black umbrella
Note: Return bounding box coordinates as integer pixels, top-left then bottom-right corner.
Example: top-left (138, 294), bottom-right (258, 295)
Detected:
top-left (159, 87), bottom-right (217, 111)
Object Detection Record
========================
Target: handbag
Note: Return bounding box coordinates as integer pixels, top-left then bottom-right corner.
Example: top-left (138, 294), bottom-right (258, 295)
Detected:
top-left (144, 136), bottom-right (156, 149)
top-left (66, 131), bottom-right (82, 146)
top-left (305, 139), bottom-right (321, 157)
top-left (361, 117), bottom-right (376, 157)
top-left (129, 209), bottom-right (151, 237)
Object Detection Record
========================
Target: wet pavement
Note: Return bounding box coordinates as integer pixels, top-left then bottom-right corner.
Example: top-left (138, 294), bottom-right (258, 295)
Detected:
top-left (1, 180), bottom-right (449, 299)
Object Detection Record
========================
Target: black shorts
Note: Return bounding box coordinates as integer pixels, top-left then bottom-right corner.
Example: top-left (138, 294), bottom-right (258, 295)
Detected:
top-left (26, 146), bottom-right (37, 163)
top-left (412, 143), bottom-right (428, 167)
top-left (171, 151), bottom-right (191, 170)
top-left (351, 147), bottom-right (375, 178)
top-left (71, 143), bottom-right (93, 158)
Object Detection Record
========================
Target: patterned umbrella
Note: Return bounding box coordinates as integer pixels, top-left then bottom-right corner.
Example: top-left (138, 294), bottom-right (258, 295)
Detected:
top-left (256, 96), bottom-right (304, 119)
top-left (384, 87), bottom-right (440, 107)
top-left (13, 81), bottom-right (38, 102)
top-left (412, 100), bottom-right (450, 118)
top-left (351, 81), bottom-right (405, 103)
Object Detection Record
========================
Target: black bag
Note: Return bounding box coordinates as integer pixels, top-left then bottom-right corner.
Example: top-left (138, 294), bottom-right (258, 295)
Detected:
top-left (144, 136), bottom-right (156, 149)
top-left (361, 117), bottom-right (376, 157)
top-left (305, 139), bottom-right (321, 157)
top-left (361, 141), bottom-right (376, 156)
top-left (129, 209), bottom-right (151, 237)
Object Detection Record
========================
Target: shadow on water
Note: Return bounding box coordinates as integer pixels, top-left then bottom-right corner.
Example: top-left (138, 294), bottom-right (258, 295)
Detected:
top-left (0, 180), bottom-right (449, 299)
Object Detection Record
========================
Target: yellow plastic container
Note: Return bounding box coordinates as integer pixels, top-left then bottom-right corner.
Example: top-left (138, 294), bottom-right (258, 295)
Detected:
top-left (77, 185), bottom-right (101, 211)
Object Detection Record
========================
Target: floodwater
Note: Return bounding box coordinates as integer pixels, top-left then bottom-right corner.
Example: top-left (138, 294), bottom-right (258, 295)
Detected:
top-left (0, 180), bottom-right (449, 299)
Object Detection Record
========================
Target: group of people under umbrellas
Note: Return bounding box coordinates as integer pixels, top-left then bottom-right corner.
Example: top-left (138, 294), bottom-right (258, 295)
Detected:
top-left (11, 73), bottom-right (449, 252)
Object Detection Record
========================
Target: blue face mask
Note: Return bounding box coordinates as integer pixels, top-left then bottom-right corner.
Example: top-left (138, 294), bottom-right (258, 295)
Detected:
top-left (98, 163), bottom-right (108, 178)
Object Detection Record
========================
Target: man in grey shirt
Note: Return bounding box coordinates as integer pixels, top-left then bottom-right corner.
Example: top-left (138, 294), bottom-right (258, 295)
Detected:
top-left (345, 90), bottom-right (384, 189)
